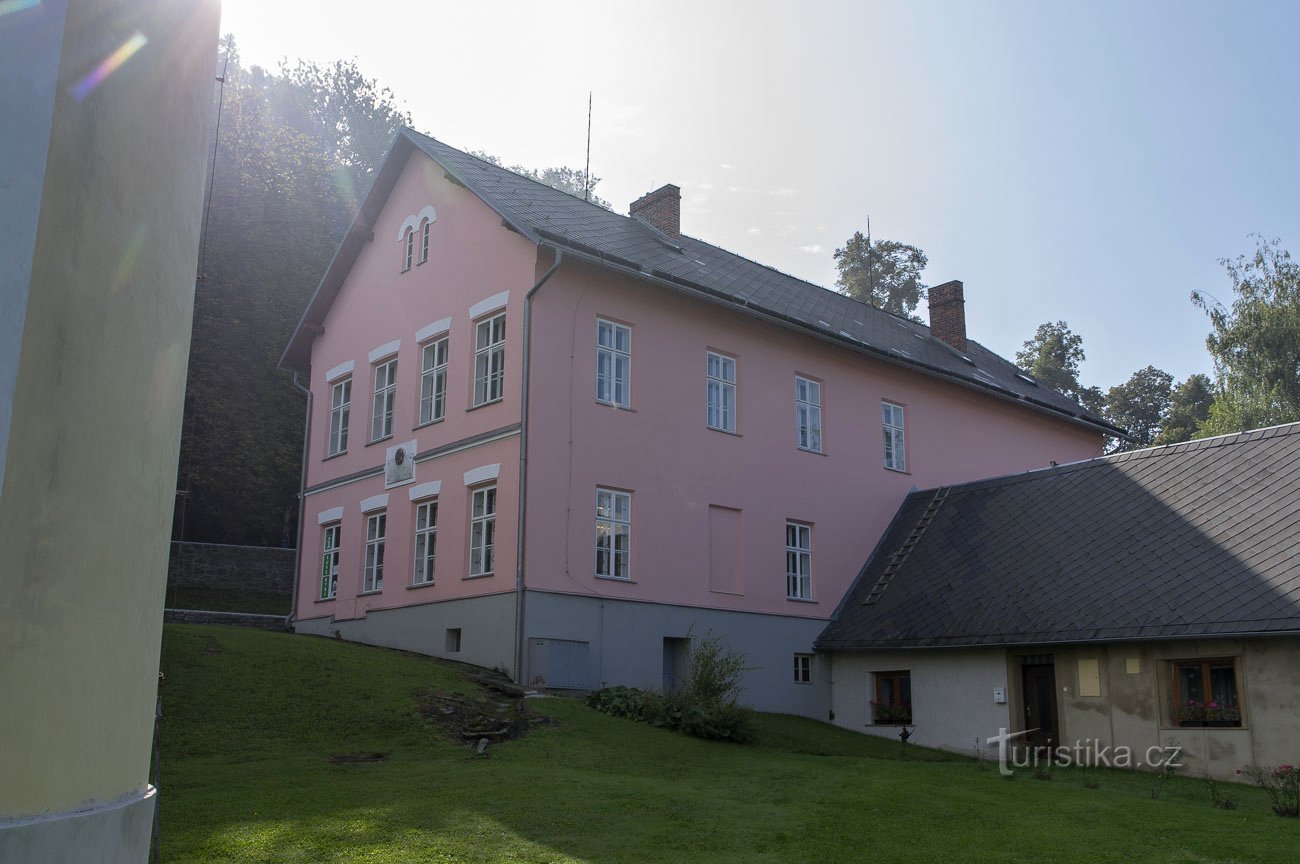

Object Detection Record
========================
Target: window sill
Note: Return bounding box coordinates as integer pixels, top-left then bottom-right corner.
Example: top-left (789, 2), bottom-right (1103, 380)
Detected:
top-left (707, 425), bottom-right (741, 437)
top-left (786, 597), bottom-right (818, 604)
top-left (407, 580), bottom-right (436, 590)
top-left (464, 572), bottom-right (494, 580)
top-left (322, 451), bottom-right (348, 462)
top-left (795, 680), bottom-right (813, 686)
top-left (595, 575), bottom-right (635, 584)
top-left (315, 596), bottom-right (336, 604)
top-left (358, 589), bottom-right (383, 596)
top-left (797, 446), bottom-right (827, 457)
top-left (884, 465), bottom-right (911, 475)
top-left (412, 418), bottom-right (445, 431)
top-left (365, 435), bottom-right (394, 448)
top-left (596, 400), bottom-right (635, 412)
top-left (468, 397), bottom-right (504, 412)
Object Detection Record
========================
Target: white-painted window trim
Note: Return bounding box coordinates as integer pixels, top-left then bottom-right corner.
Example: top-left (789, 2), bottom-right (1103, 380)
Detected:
top-left (325, 360), bottom-right (354, 383)
top-left (402, 229), bottom-right (413, 272)
top-left (413, 499), bottom-right (437, 585)
top-left (363, 511), bottom-right (386, 592)
top-left (786, 520), bottom-right (813, 600)
top-left (468, 484), bottom-right (497, 577)
top-left (368, 340), bottom-right (401, 364)
top-left (371, 358), bottom-right (397, 441)
top-left (317, 506), bottom-right (344, 525)
top-left (883, 401), bottom-right (907, 472)
top-left (360, 493), bottom-right (389, 513)
top-left (419, 336), bottom-right (449, 425)
top-left (596, 319), bottom-right (632, 409)
top-left (706, 350), bottom-right (737, 433)
top-left (594, 487), bottom-right (632, 580)
top-left (794, 653), bottom-right (813, 684)
top-left (418, 218), bottom-right (431, 265)
top-left (415, 317), bottom-right (452, 344)
top-left (473, 313), bottom-right (506, 407)
top-left (328, 377), bottom-right (351, 457)
top-left (468, 290), bottom-right (510, 320)
top-left (408, 480), bottom-right (442, 501)
top-left (320, 523), bottom-right (340, 600)
top-left (462, 463), bottom-right (500, 487)
top-left (795, 375), bottom-right (823, 453)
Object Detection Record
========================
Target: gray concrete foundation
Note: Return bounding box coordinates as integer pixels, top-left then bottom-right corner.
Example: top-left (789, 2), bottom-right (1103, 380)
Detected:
top-left (0, 787), bottom-right (156, 864)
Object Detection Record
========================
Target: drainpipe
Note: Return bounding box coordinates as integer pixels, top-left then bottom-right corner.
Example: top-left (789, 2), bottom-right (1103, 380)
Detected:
top-left (289, 373), bottom-right (313, 627)
top-left (514, 246), bottom-right (564, 683)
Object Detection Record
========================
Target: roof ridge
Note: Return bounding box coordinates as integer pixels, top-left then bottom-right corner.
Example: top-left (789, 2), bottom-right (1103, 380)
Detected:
top-left (907, 420), bottom-right (1300, 499)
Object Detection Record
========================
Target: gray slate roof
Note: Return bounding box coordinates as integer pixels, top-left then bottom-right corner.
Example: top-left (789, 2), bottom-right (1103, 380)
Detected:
top-left (817, 424), bottom-right (1300, 650)
top-left (282, 129), bottom-right (1120, 437)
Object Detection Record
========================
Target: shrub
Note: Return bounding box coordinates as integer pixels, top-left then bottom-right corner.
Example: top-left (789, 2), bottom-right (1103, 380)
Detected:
top-left (1242, 764), bottom-right (1300, 817)
top-left (584, 631), bottom-right (756, 744)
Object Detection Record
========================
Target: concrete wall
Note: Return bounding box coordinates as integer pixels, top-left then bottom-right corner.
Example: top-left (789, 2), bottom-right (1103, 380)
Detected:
top-left (526, 591), bottom-right (831, 716)
top-left (168, 541), bottom-right (295, 594)
top-left (296, 591), bottom-right (517, 675)
top-left (1046, 638), bottom-right (1300, 779)
top-left (0, 1), bottom-right (220, 861)
top-left (829, 648), bottom-right (1012, 753)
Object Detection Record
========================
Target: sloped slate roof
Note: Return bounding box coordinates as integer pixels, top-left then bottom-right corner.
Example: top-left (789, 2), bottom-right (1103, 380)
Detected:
top-left (817, 424), bottom-right (1300, 650)
top-left (281, 129), bottom-right (1120, 436)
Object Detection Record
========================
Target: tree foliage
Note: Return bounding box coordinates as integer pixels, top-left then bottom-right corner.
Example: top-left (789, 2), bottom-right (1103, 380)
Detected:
top-left (1014, 320), bottom-right (1107, 414)
top-left (470, 150), bottom-right (611, 209)
top-left (1193, 236), bottom-right (1300, 436)
top-left (833, 233), bottom-right (928, 320)
top-left (1102, 366), bottom-right (1174, 450)
top-left (1153, 374), bottom-right (1214, 445)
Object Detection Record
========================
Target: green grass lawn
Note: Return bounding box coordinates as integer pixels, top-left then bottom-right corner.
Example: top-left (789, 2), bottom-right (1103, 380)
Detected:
top-left (159, 625), bottom-right (1300, 863)
top-left (164, 586), bottom-right (290, 615)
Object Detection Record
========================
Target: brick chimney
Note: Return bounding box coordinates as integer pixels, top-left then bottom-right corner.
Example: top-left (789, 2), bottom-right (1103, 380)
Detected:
top-left (927, 280), bottom-right (967, 352)
top-left (629, 184), bottom-right (681, 237)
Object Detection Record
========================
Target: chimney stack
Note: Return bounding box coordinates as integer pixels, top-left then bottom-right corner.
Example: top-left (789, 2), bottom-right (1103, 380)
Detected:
top-left (927, 280), bottom-right (967, 352)
top-left (629, 184), bottom-right (681, 237)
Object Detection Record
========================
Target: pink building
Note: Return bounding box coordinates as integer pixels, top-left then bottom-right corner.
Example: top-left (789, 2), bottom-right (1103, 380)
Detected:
top-left (280, 129), bottom-right (1116, 714)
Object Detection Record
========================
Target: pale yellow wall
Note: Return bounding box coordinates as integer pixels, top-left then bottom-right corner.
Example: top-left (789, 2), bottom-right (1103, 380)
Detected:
top-left (0, 0), bottom-right (219, 817)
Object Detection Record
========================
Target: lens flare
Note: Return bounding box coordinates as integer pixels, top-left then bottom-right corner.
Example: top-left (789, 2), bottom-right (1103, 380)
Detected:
top-left (0, 0), bottom-right (41, 16)
top-left (71, 31), bottom-right (148, 102)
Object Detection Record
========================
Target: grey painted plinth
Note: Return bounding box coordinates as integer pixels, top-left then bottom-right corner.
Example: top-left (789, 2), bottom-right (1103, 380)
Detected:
top-left (0, 786), bottom-right (155, 864)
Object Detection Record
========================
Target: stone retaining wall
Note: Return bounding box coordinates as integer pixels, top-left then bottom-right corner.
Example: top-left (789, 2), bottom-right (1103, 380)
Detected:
top-left (167, 541), bottom-right (295, 594)
top-left (163, 609), bottom-right (290, 630)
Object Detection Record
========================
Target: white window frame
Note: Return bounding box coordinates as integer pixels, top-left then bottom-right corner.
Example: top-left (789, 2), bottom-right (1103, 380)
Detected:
top-left (363, 511), bottom-right (386, 593)
top-left (473, 313), bottom-right (506, 407)
top-left (469, 484), bottom-right (497, 576)
top-left (419, 336), bottom-right (448, 425)
top-left (319, 523), bottom-right (340, 600)
top-left (883, 401), bottom-right (907, 472)
top-left (402, 228), bottom-right (414, 272)
top-left (596, 319), bottom-right (632, 409)
top-left (418, 218), bottom-right (431, 265)
top-left (786, 520), bottom-right (813, 600)
top-left (370, 359), bottom-right (397, 442)
top-left (594, 487), bottom-right (632, 580)
top-left (413, 499), bottom-right (437, 585)
top-left (706, 350), bottom-right (737, 433)
top-left (795, 375), bottom-right (822, 453)
top-left (328, 377), bottom-right (351, 456)
top-left (794, 653), bottom-right (813, 684)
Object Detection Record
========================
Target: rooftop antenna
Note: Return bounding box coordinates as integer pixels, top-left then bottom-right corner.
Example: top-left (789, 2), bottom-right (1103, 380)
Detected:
top-left (866, 214), bottom-right (873, 300)
top-left (583, 91), bottom-right (592, 202)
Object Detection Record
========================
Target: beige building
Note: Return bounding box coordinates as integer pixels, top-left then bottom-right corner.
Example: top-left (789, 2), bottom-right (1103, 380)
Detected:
top-left (0, 1), bottom-right (219, 860)
top-left (819, 425), bottom-right (1300, 779)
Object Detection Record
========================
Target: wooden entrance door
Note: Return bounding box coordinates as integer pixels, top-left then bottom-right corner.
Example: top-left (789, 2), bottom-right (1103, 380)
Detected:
top-left (1021, 663), bottom-right (1059, 749)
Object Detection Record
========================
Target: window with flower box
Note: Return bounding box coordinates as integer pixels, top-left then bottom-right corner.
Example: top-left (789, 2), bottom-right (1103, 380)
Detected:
top-left (872, 670), bottom-right (912, 725)
top-left (1171, 658), bottom-right (1241, 727)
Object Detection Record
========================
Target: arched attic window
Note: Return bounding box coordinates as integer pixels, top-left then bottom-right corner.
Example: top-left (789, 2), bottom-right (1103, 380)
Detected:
top-left (419, 218), bottom-right (431, 265)
top-left (401, 227), bottom-right (414, 272)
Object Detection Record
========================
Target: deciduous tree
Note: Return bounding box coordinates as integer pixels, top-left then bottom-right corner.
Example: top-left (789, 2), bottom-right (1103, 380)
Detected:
top-left (833, 232), bottom-right (927, 320)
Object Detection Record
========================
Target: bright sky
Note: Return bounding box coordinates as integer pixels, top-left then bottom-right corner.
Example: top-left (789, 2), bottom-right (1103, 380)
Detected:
top-left (220, 0), bottom-right (1299, 390)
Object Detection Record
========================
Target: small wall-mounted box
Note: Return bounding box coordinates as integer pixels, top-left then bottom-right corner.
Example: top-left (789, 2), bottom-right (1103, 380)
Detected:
top-left (993, 687), bottom-right (1006, 704)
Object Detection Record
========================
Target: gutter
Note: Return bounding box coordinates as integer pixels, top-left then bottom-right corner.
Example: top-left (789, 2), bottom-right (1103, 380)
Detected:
top-left (288, 373), bottom-right (313, 626)
top-left (513, 246), bottom-right (565, 683)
